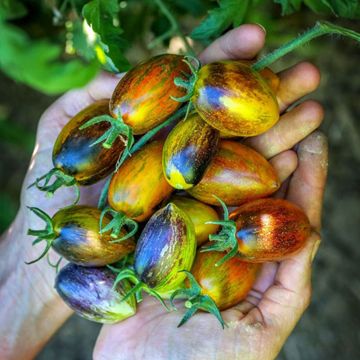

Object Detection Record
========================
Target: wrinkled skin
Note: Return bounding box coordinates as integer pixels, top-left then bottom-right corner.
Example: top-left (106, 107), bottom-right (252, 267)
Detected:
top-left (0, 24), bottom-right (326, 360)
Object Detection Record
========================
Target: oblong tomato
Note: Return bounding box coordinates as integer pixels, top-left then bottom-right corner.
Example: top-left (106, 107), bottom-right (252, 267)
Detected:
top-left (110, 54), bottom-right (191, 134)
top-left (51, 206), bottom-right (135, 266)
top-left (189, 250), bottom-right (260, 310)
top-left (53, 100), bottom-right (124, 185)
top-left (108, 141), bottom-right (173, 222)
top-left (230, 198), bottom-right (311, 262)
top-left (192, 61), bottom-right (279, 136)
top-left (134, 203), bottom-right (196, 293)
top-left (55, 264), bottom-right (136, 324)
top-left (170, 195), bottom-right (219, 246)
top-left (187, 140), bottom-right (279, 206)
top-left (163, 112), bottom-right (219, 189)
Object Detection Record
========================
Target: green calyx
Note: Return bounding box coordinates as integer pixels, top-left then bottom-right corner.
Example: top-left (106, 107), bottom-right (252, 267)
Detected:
top-left (99, 207), bottom-right (138, 241)
top-left (201, 196), bottom-right (238, 267)
top-left (28, 168), bottom-right (79, 205)
top-left (26, 207), bottom-right (56, 265)
top-left (171, 56), bottom-right (201, 104)
top-left (79, 114), bottom-right (134, 155)
top-left (170, 270), bottom-right (225, 328)
top-left (108, 267), bottom-right (170, 311)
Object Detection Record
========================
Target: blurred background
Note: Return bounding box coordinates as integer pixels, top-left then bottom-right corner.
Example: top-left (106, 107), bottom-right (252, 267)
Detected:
top-left (0, 1), bottom-right (359, 359)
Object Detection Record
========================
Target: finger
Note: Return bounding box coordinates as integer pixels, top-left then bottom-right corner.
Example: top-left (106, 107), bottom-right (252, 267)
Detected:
top-left (276, 62), bottom-right (321, 113)
top-left (246, 100), bottom-right (324, 159)
top-left (55, 72), bottom-right (120, 119)
top-left (269, 150), bottom-right (298, 184)
top-left (250, 231), bottom-right (320, 332)
top-left (286, 131), bottom-right (329, 231)
top-left (198, 24), bottom-right (266, 64)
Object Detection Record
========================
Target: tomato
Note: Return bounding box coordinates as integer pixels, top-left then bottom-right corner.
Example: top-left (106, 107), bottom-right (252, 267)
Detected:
top-left (189, 250), bottom-right (260, 310)
top-left (169, 195), bottom-right (219, 246)
top-left (27, 206), bottom-right (135, 266)
top-left (55, 264), bottom-right (136, 324)
top-left (192, 61), bottom-right (279, 136)
top-left (170, 249), bottom-right (260, 327)
top-left (108, 141), bottom-right (173, 222)
top-left (53, 100), bottom-right (124, 185)
top-left (162, 112), bottom-right (219, 189)
top-left (187, 140), bottom-right (279, 206)
top-left (134, 203), bottom-right (196, 294)
top-left (229, 198), bottom-right (311, 262)
top-left (110, 54), bottom-right (191, 134)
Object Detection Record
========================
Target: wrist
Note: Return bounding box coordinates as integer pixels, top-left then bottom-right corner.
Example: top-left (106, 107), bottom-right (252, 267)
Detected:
top-left (0, 211), bottom-right (72, 359)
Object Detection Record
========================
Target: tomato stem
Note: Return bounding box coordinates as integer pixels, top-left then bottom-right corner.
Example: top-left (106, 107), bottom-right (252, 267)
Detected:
top-left (170, 271), bottom-right (225, 328)
top-left (253, 21), bottom-right (360, 72)
top-left (28, 168), bottom-right (79, 204)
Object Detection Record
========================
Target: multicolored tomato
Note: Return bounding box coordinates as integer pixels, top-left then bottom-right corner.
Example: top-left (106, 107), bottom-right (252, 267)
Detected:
top-left (187, 140), bottom-right (280, 206)
top-left (53, 100), bottom-right (124, 185)
top-left (229, 198), bottom-right (311, 262)
top-left (55, 264), bottom-right (136, 324)
top-left (162, 112), bottom-right (219, 189)
top-left (108, 141), bottom-right (173, 222)
top-left (134, 203), bottom-right (196, 294)
top-left (169, 195), bottom-right (219, 246)
top-left (27, 205), bottom-right (135, 266)
top-left (192, 61), bottom-right (279, 136)
top-left (189, 250), bottom-right (260, 310)
top-left (110, 54), bottom-right (191, 134)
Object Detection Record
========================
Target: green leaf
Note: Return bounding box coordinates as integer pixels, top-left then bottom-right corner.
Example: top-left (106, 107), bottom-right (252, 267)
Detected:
top-left (0, 0), bottom-right (27, 20)
top-left (0, 20), bottom-right (99, 94)
top-left (191, 0), bottom-right (250, 42)
top-left (82, 0), bottom-right (130, 72)
top-left (274, 0), bottom-right (302, 15)
top-left (304, 0), bottom-right (360, 18)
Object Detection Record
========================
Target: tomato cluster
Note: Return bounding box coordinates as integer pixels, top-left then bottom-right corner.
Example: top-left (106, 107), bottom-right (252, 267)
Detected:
top-left (28, 54), bottom-right (310, 327)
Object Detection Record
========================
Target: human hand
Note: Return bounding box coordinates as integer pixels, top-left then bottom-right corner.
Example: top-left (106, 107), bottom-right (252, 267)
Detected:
top-left (0, 23), bottom-right (326, 360)
top-left (93, 25), bottom-right (327, 360)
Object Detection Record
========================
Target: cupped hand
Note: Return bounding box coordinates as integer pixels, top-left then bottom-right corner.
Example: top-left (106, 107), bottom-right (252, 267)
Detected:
top-left (93, 25), bottom-right (327, 360)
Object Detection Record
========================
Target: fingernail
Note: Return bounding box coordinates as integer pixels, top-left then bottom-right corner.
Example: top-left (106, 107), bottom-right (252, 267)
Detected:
top-left (255, 23), bottom-right (267, 35)
top-left (311, 239), bottom-right (321, 262)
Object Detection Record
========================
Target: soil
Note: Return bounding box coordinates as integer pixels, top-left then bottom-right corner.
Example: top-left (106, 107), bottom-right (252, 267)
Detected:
top-left (0, 38), bottom-right (359, 360)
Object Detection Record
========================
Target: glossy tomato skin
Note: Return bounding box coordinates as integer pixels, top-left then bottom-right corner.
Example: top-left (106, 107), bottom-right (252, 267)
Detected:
top-left (230, 198), bottom-right (311, 262)
top-left (163, 113), bottom-right (219, 189)
top-left (110, 54), bottom-right (191, 135)
top-left (55, 264), bottom-right (136, 324)
top-left (134, 203), bottom-right (196, 293)
top-left (52, 100), bottom-right (124, 185)
top-left (193, 61), bottom-right (279, 137)
top-left (170, 195), bottom-right (219, 246)
top-left (189, 250), bottom-right (260, 310)
top-left (187, 140), bottom-right (279, 206)
top-left (51, 205), bottom-right (135, 266)
top-left (108, 141), bottom-right (173, 222)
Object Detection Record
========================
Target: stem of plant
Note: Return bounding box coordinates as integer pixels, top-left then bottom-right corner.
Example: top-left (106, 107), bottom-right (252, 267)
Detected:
top-left (252, 21), bottom-right (360, 72)
top-left (152, 0), bottom-right (195, 56)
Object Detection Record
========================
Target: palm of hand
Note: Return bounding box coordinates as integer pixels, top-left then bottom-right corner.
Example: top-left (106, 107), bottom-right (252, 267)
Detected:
top-left (21, 25), bottom-right (327, 360)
